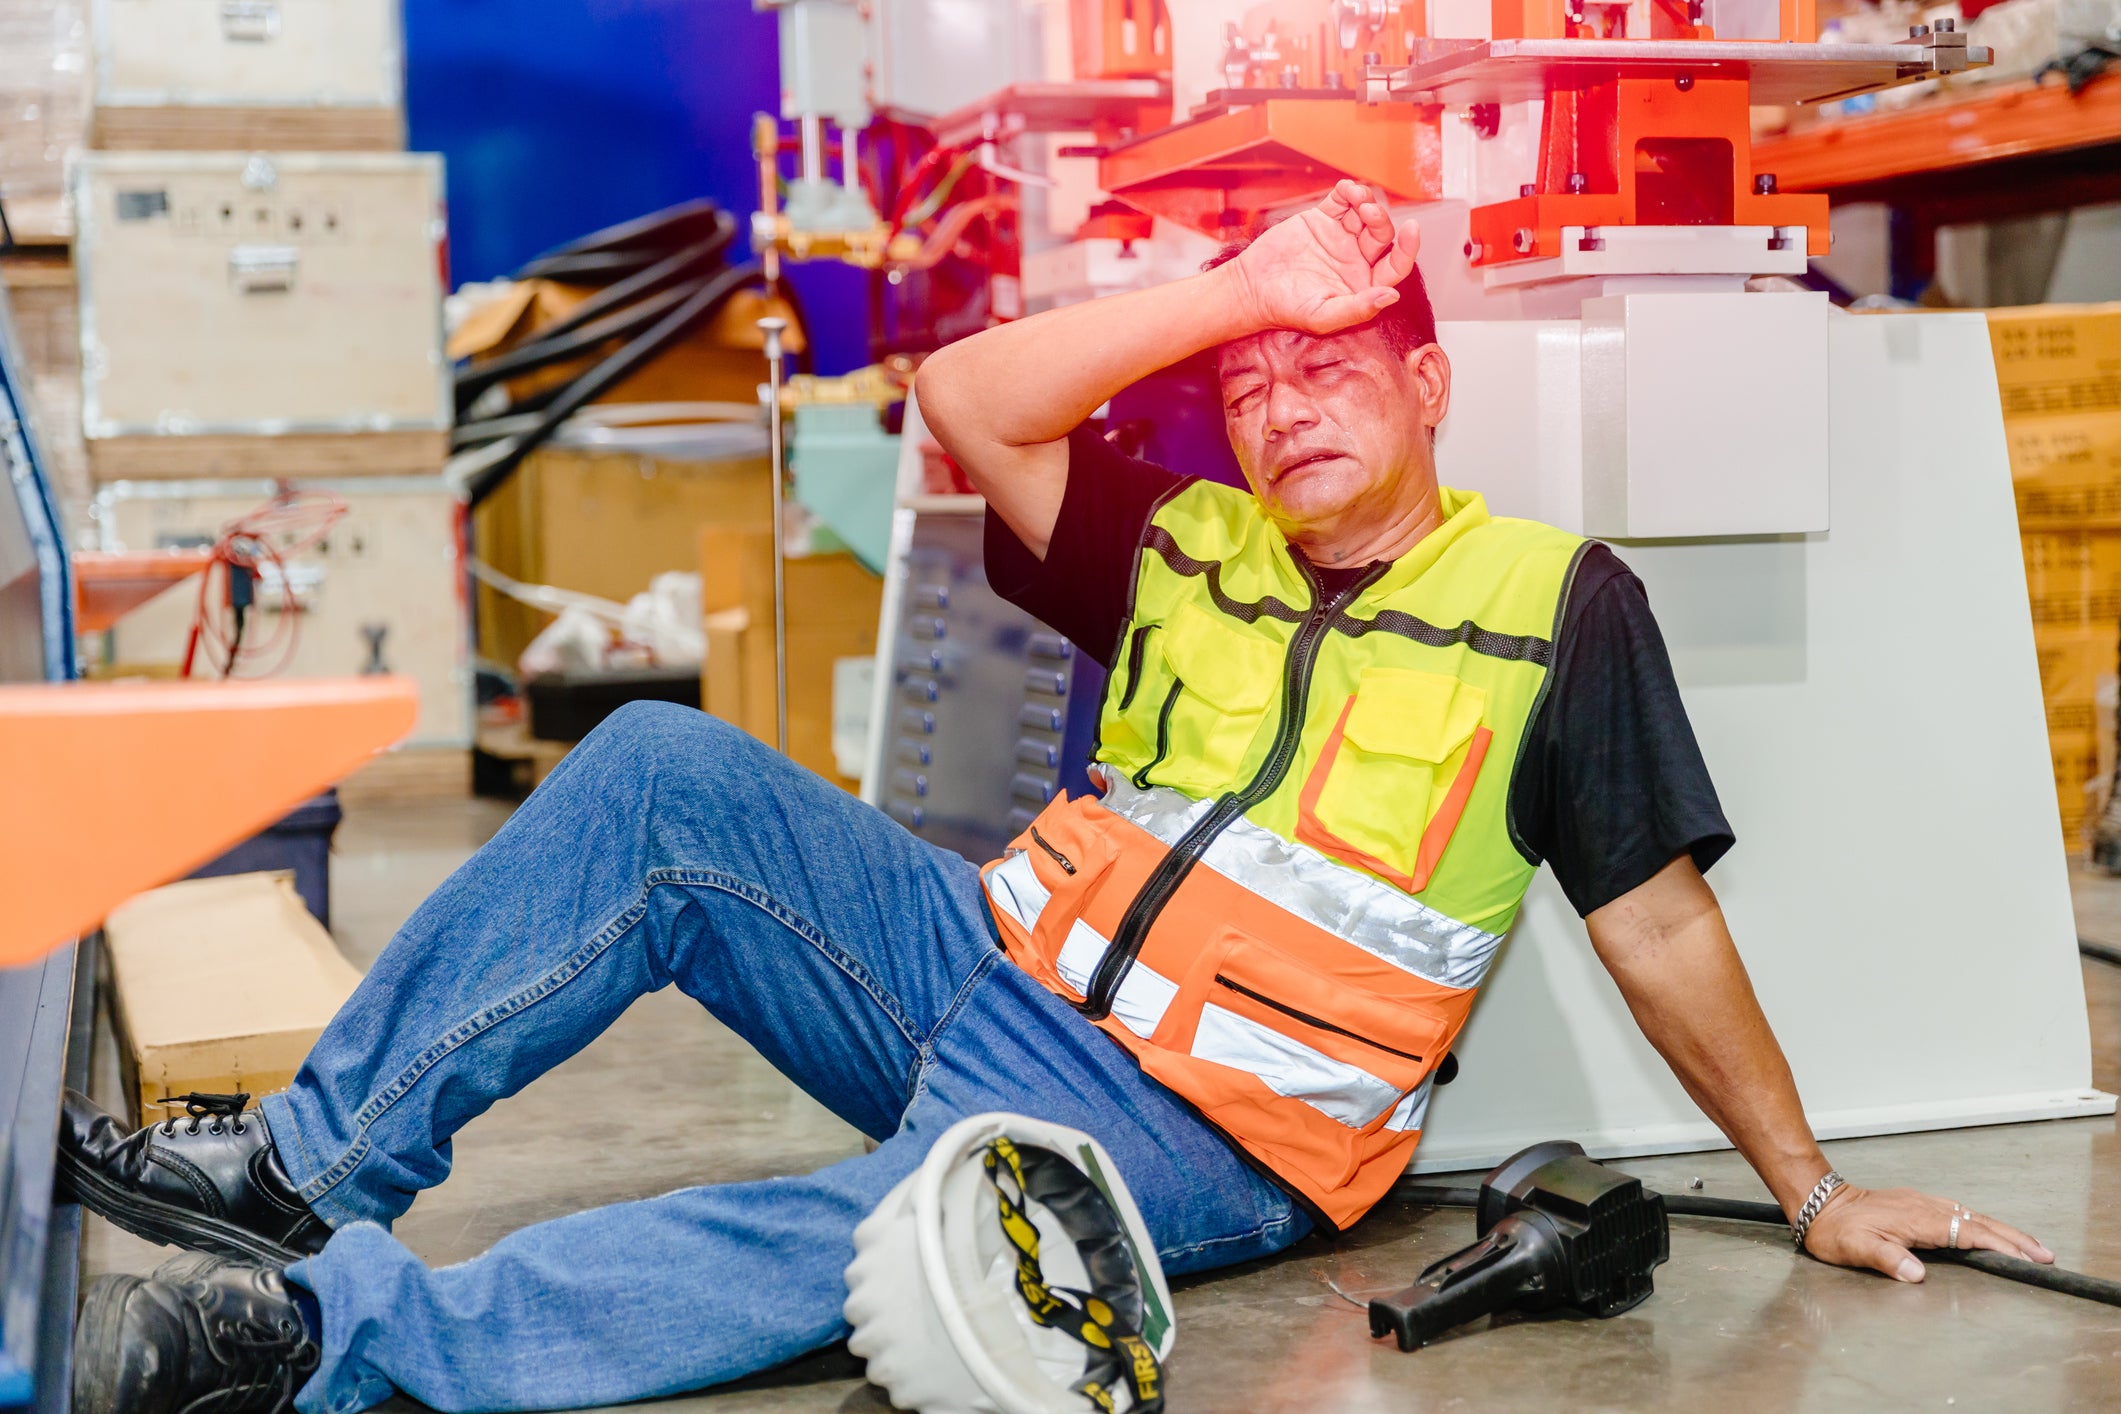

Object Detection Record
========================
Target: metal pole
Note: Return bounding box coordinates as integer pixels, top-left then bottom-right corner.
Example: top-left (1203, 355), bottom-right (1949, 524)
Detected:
top-left (758, 316), bottom-right (791, 756)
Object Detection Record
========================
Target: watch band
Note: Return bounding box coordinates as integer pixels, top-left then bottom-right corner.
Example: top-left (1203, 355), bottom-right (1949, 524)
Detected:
top-left (1791, 1169), bottom-right (1846, 1251)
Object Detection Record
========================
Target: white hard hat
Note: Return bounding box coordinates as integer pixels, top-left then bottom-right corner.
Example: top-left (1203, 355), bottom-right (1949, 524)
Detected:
top-left (844, 1112), bottom-right (1175, 1414)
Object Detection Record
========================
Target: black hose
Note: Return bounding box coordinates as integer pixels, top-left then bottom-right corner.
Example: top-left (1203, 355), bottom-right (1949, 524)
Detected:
top-left (454, 278), bottom-right (708, 412)
top-left (528, 217), bottom-right (735, 345)
top-left (1393, 1181), bottom-right (2121, 1309)
top-left (513, 199), bottom-right (727, 278)
top-left (462, 261), bottom-right (764, 508)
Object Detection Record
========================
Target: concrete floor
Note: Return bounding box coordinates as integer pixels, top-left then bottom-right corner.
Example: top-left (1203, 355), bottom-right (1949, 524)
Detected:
top-left (82, 799), bottom-right (2121, 1412)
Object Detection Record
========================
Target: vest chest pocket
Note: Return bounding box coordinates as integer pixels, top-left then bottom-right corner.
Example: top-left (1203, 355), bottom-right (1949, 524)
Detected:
top-left (1123, 601), bottom-right (1281, 795)
top-left (1298, 667), bottom-right (1494, 894)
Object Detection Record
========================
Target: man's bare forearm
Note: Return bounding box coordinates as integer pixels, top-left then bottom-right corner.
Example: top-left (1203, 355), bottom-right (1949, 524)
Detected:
top-left (1587, 858), bottom-right (1829, 1220)
top-left (915, 264), bottom-right (1261, 557)
top-left (920, 264), bottom-right (1255, 451)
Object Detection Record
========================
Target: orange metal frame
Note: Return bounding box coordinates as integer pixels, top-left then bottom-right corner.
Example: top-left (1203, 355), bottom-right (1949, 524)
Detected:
top-left (1753, 74), bottom-right (2121, 192)
top-left (1470, 75), bottom-right (1830, 264)
top-left (1101, 97), bottom-right (1442, 237)
top-left (0, 676), bottom-right (418, 967)
top-left (71, 549), bottom-right (211, 633)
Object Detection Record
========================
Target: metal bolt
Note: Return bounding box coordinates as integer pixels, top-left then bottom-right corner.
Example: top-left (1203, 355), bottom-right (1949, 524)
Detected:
top-left (1464, 239), bottom-right (1479, 259)
top-left (1675, 72), bottom-right (1694, 91)
top-left (1909, 22), bottom-right (1930, 36)
top-left (1279, 64), bottom-right (1301, 87)
top-left (1566, 171), bottom-right (1587, 194)
top-left (1363, 50), bottom-right (1383, 65)
top-left (1512, 226), bottom-right (1536, 253)
top-left (1324, 71), bottom-right (1347, 89)
top-left (1520, 183), bottom-right (1537, 197)
top-left (1754, 172), bottom-right (1778, 195)
top-left (1688, 1177), bottom-right (1704, 1190)
top-left (1936, 15), bottom-right (1955, 29)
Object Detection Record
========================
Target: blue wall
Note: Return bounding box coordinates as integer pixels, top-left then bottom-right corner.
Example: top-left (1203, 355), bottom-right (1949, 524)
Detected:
top-left (405, 0), bottom-right (868, 373)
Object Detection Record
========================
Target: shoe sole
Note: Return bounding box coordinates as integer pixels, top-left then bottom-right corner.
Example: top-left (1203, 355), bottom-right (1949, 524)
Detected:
top-left (59, 1148), bottom-right (306, 1268)
top-left (72, 1273), bottom-right (142, 1414)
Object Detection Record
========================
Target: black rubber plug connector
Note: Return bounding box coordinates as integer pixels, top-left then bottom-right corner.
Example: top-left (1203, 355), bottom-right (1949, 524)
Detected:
top-left (1369, 1141), bottom-right (1670, 1350)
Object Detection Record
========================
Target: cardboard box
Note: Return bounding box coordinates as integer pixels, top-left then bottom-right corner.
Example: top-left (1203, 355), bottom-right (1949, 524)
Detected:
top-left (2006, 412), bottom-right (2121, 527)
top-left (2021, 530), bottom-right (2121, 626)
top-left (700, 527), bottom-right (883, 792)
top-left (1988, 303), bottom-right (2121, 420)
top-left (103, 873), bottom-right (361, 1128)
top-left (2032, 624), bottom-right (2114, 735)
top-left (447, 280), bottom-right (800, 409)
top-left (472, 443), bottom-right (773, 669)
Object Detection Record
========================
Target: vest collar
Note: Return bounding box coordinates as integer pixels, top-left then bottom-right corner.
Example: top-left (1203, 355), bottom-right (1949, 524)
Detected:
top-left (1354, 486), bottom-right (1491, 602)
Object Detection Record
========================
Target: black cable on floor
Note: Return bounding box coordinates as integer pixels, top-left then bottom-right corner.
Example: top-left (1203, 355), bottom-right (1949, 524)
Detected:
top-left (2078, 936), bottom-right (2121, 968)
top-left (1394, 1182), bottom-right (2121, 1309)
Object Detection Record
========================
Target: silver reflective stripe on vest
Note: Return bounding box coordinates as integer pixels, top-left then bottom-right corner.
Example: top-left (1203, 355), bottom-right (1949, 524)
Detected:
top-left (985, 852), bottom-right (1175, 1040)
top-left (1193, 1004), bottom-right (1403, 1128)
top-left (1092, 767), bottom-right (1505, 990)
top-left (1384, 1075), bottom-right (1433, 1133)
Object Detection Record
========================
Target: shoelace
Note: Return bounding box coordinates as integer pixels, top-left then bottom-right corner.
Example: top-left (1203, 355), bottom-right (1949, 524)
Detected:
top-left (189, 1305), bottom-right (319, 1414)
top-left (159, 1091), bottom-right (253, 1138)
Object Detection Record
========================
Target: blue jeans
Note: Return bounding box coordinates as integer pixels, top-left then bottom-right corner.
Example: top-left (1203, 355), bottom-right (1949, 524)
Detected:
top-left (258, 703), bottom-right (1308, 1414)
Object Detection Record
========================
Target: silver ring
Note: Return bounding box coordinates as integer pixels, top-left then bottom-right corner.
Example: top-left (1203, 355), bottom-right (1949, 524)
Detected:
top-left (1949, 1215), bottom-right (1963, 1249)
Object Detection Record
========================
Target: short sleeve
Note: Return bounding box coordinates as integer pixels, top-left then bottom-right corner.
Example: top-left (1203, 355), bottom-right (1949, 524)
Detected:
top-left (1508, 544), bottom-right (1735, 916)
top-left (983, 424), bottom-right (1188, 669)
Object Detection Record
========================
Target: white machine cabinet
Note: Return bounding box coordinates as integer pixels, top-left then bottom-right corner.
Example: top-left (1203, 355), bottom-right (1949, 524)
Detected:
top-left (73, 151), bottom-right (449, 480)
top-left (92, 0), bottom-right (403, 148)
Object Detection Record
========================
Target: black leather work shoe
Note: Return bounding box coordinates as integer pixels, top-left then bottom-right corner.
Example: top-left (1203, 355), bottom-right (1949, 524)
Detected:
top-left (73, 1252), bottom-right (321, 1414)
top-left (59, 1090), bottom-right (330, 1266)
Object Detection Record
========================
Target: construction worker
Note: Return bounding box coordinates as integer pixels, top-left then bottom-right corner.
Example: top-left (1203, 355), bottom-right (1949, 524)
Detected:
top-left (59, 182), bottom-right (2050, 1413)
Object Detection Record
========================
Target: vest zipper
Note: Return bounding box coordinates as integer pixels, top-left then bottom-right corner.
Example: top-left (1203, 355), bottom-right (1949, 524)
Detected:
top-left (1117, 624), bottom-right (1156, 711)
top-left (1130, 680), bottom-right (1183, 790)
top-left (1081, 558), bottom-right (1393, 1021)
top-left (1213, 975), bottom-right (1426, 1064)
top-left (1028, 825), bottom-right (1076, 875)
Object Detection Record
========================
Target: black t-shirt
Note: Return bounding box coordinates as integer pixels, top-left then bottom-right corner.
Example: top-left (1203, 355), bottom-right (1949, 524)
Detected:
top-left (983, 426), bottom-right (1735, 916)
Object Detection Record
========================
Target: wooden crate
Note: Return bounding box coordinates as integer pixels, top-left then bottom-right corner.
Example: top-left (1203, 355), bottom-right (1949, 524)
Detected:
top-left (92, 0), bottom-right (401, 152)
top-left (94, 476), bottom-right (470, 746)
top-left (74, 151), bottom-right (448, 480)
top-left (0, 0), bottom-right (92, 245)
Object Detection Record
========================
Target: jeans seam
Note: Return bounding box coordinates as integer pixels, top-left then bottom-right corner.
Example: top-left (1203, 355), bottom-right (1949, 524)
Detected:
top-left (905, 947), bottom-right (1001, 1108)
top-left (647, 867), bottom-right (924, 1050)
top-left (293, 867), bottom-right (930, 1207)
top-left (1157, 1208), bottom-right (1302, 1263)
top-left (291, 886), bottom-right (657, 1206)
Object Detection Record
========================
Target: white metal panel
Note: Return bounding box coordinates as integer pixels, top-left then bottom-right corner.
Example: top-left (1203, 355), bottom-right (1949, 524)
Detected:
top-left (94, 0), bottom-right (401, 108)
top-left (1415, 309), bottom-right (2111, 1172)
top-left (1580, 290), bottom-right (1830, 538)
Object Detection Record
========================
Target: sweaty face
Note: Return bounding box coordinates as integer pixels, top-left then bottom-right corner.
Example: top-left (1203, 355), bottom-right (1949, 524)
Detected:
top-left (1216, 325), bottom-right (1440, 556)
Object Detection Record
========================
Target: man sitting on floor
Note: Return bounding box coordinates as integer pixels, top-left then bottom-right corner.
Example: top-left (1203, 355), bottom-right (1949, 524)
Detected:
top-left (59, 182), bottom-right (2050, 1414)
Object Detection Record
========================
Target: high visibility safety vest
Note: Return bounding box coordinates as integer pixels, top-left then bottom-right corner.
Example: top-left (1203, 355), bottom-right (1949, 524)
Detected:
top-left (983, 479), bottom-right (1586, 1231)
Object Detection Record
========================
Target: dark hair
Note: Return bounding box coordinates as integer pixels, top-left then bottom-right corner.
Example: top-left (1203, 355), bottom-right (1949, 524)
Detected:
top-left (1203, 237), bottom-right (1438, 357)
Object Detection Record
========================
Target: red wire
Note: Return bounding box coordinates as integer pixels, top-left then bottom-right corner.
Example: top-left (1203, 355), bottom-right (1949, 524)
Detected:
top-left (180, 486), bottom-right (349, 680)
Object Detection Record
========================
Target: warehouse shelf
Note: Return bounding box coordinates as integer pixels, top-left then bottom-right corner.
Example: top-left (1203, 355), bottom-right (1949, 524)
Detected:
top-left (1753, 73), bottom-right (2121, 192)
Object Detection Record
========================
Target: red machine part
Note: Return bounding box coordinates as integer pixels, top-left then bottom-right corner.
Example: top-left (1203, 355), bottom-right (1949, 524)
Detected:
top-left (1074, 0), bottom-right (1173, 80)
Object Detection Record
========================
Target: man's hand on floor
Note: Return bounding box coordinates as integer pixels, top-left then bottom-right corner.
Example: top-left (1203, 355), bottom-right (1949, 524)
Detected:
top-left (1803, 1183), bottom-right (2054, 1282)
top-left (1222, 179), bottom-right (1423, 335)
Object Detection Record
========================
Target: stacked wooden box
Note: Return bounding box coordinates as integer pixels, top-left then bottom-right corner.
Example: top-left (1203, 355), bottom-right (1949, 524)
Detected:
top-left (1990, 303), bottom-right (2121, 847)
top-left (64, 0), bottom-right (468, 793)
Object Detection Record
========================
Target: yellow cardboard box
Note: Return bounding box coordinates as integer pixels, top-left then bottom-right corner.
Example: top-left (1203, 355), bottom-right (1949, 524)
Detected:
top-left (103, 872), bottom-right (361, 1128)
top-left (2007, 412), bottom-right (2121, 527)
top-left (1988, 303), bottom-right (2121, 419)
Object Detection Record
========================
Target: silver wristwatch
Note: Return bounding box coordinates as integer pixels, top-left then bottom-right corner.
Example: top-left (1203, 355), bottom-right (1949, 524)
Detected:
top-left (1791, 1169), bottom-right (1846, 1251)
